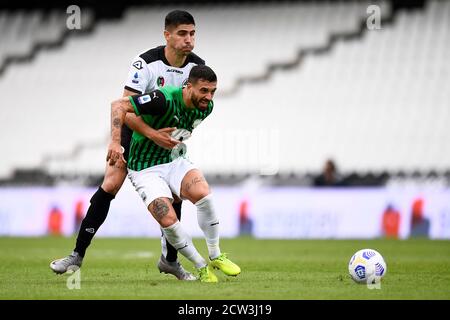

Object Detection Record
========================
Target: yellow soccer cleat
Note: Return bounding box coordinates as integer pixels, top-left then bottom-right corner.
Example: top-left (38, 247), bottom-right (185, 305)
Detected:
top-left (197, 265), bottom-right (218, 283)
top-left (210, 253), bottom-right (241, 276)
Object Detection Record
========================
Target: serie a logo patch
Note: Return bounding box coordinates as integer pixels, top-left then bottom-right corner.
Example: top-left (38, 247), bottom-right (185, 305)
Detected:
top-left (138, 95), bottom-right (151, 104)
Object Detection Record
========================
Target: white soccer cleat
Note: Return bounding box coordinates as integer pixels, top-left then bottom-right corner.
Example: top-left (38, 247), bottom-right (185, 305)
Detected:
top-left (157, 255), bottom-right (197, 281)
top-left (50, 252), bottom-right (83, 274)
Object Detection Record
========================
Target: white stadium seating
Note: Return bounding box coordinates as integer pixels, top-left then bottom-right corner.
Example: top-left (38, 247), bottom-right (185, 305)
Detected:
top-left (0, 0), bottom-right (448, 178)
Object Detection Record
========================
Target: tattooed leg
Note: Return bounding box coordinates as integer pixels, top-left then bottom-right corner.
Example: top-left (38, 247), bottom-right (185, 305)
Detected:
top-left (149, 197), bottom-right (208, 269)
top-left (180, 169), bottom-right (221, 259)
top-left (148, 197), bottom-right (178, 228)
top-left (180, 169), bottom-right (210, 204)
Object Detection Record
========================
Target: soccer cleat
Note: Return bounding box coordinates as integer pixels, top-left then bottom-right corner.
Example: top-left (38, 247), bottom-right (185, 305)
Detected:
top-left (210, 253), bottom-right (241, 276)
top-left (157, 255), bottom-right (197, 281)
top-left (50, 251), bottom-right (83, 274)
top-left (196, 265), bottom-right (218, 283)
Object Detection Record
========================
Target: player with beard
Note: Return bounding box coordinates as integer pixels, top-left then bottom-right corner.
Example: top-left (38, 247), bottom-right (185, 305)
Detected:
top-left (108, 65), bottom-right (241, 282)
top-left (51, 10), bottom-right (204, 281)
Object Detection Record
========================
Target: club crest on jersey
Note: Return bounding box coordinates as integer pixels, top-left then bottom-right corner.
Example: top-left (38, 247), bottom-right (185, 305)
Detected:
top-left (157, 76), bottom-right (165, 87)
top-left (138, 95), bottom-right (151, 104)
top-left (133, 61), bottom-right (143, 70)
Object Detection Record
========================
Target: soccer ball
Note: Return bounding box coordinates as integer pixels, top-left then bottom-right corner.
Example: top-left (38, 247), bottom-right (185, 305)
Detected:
top-left (348, 249), bottom-right (387, 284)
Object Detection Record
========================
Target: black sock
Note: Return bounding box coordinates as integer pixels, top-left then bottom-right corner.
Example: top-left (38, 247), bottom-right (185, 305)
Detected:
top-left (165, 201), bottom-right (182, 262)
top-left (74, 187), bottom-right (115, 257)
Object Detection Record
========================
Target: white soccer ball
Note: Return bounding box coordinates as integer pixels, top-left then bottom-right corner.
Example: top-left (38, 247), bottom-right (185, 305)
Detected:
top-left (348, 249), bottom-right (387, 284)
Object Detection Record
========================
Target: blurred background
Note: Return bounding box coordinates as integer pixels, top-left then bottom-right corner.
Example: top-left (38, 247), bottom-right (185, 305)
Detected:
top-left (0, 0), bottom-right (449, 240)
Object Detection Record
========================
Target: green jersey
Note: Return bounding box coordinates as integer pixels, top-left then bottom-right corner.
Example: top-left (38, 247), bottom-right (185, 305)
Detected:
top-left (127, 85), bottom-right (213, 171)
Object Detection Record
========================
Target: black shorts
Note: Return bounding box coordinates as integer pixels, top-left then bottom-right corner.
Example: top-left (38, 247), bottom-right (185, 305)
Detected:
top-left (121, 124), bottom-right (133, 162)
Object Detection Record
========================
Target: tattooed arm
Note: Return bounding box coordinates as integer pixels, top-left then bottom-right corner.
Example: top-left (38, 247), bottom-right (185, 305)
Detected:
top-left (107, 89), bottom-right (169, 166)
top-left (107, 97), bottom-right (134, 166)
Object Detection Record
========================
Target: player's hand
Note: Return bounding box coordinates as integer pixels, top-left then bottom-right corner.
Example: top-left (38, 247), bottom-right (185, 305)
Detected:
top-left (150, 127), bottom-right (181, 150)
top-left (106, 141), bottom-right (126, 166)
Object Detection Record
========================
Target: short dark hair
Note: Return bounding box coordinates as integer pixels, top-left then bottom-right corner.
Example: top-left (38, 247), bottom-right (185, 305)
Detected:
top-left (165, 10), bottom-right (195, 30)
top-left (188, 65), bottom-right (217, 84)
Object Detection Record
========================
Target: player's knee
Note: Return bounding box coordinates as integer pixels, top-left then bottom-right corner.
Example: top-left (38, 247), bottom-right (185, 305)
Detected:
top-left (101, 178), bottom-right (122, 195)
top-left (160, 215), bottom-right (178, 228)
top-left (149, 198), bottom-right (177, 227)
top-left (191, 186), bottom-right (210, 204)
top-left (102, 167), bottom-right (126, 195)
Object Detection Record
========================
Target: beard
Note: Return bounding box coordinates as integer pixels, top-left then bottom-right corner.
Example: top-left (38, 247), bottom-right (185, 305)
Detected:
top-left (191, 94), bottom-right (209, 110)
top-left (179, 45), bottom-right (193, 55)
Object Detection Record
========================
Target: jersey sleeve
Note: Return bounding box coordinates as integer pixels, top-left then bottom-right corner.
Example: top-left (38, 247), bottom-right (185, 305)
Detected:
top-left (203, 101), bottom-right (214, 119)
top-left (128, 90), bottom-right (167, 116)
top-left (123, 56), bottom-right (152, 94)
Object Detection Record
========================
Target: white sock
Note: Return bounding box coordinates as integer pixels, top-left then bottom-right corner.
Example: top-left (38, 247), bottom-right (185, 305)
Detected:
top-left (195, 194), bottom-right (221, 259)
top-left (162, 221), bottom-right (206, 269)
top-left (160, 228), bottom-right (168, 258)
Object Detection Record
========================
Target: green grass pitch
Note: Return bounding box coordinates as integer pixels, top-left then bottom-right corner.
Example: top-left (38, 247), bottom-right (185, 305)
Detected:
top-left (0, 237), bottom-right (449, 299)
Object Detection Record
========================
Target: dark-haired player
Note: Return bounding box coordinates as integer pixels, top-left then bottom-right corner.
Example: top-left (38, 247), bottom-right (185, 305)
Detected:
top-left (108, 65), bottom-right (241, 282)
top-left (51, 10), bottom-right (204, 281)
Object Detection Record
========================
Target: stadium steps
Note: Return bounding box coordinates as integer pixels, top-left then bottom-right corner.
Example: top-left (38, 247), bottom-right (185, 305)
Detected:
top-left (1, 1), bottom-right (448, 181)
top-left (39, 1), bottom-right (393, 178)
top-left (0, 9), bottom-right (95, 77)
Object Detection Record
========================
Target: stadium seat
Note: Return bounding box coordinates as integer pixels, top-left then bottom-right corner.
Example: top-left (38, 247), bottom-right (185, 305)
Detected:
top-left (0, 0), bottom-right (448, 179)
